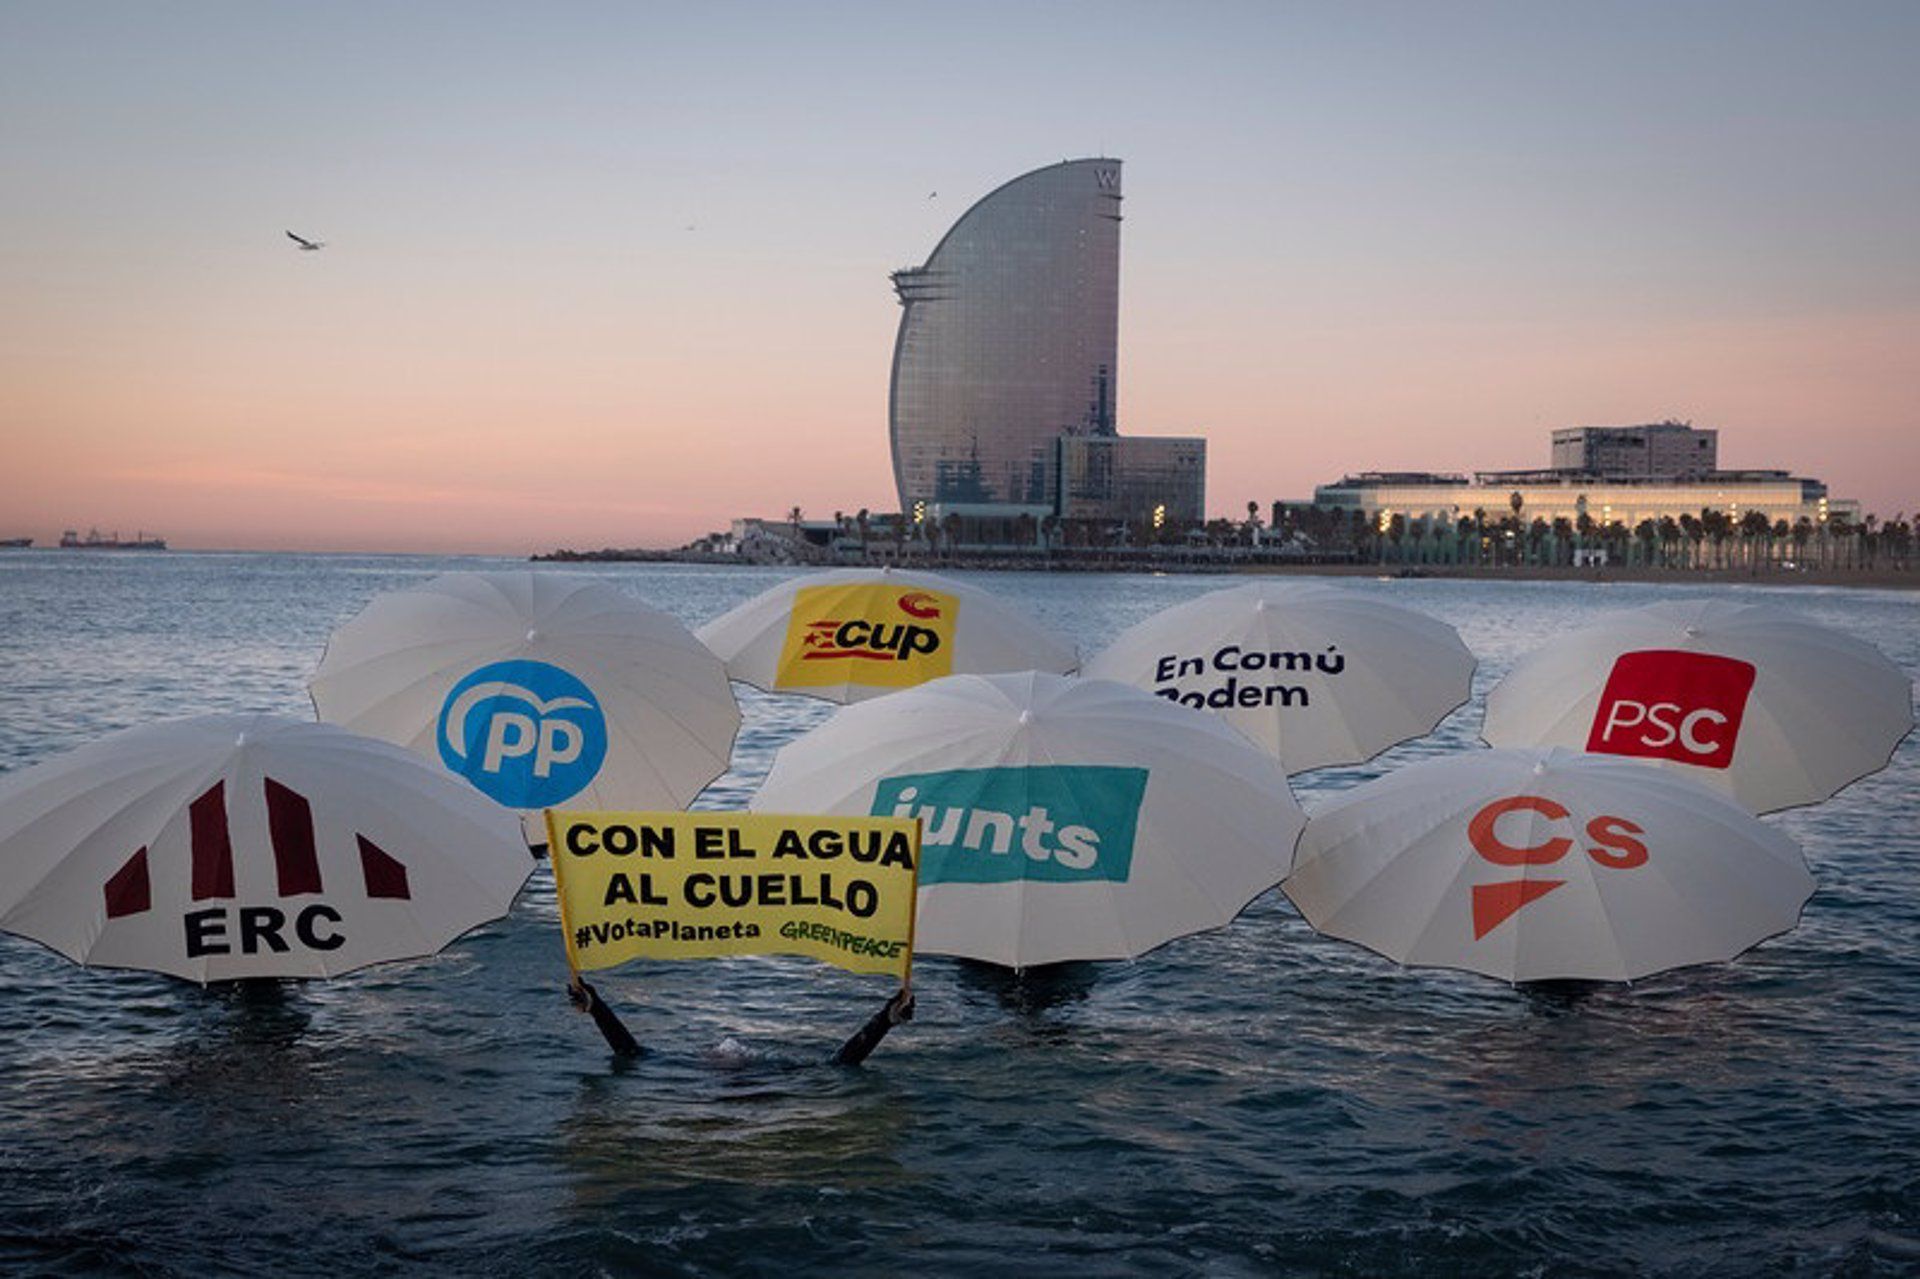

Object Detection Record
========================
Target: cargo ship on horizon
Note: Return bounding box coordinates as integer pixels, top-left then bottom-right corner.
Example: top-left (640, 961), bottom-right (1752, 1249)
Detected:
top-left (59, 528), bottom-right (166, 551)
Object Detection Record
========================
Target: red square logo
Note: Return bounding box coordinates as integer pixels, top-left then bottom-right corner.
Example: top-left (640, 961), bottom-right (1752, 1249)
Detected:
top-left (1586, 649), bottom-right (1757, 769)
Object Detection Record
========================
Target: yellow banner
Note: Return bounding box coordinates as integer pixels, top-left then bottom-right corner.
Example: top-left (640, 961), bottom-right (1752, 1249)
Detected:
top-left (775, 582), bottom-right (958, 689)
top-left (546, 811), bottom-right (919, 981)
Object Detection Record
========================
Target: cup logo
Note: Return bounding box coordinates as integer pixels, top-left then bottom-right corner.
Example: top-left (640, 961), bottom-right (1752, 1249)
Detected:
top-left (437, 659), bottom-right (607, 807)
top-left (1586, 649), bottom-right (1756, 770)
top-left (776, 583), bottom-right (958, 689)
top-left (871, 764), bottom-right (1147, 885)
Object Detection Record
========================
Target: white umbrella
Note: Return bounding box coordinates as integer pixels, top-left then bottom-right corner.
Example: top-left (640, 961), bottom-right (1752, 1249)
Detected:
top-left (695, 567), bottom-right (1076, 703)
top-left (1083, 581), bottom-right (1474, 773)
top-left (310, 571), bottom-right (739, 821)
top-left (750, 671), bottom-right (1304, 968)
top-left (1283, 747), bottom-right (1814, 983)
top-left (1482, 599), bottom-right (1913, 813)
top-left (0, 715), bottom-right (531, 982)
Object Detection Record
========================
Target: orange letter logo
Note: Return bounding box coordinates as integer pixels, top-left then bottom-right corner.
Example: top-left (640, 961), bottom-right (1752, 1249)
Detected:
top-left (1468, 795), bottom-right (1573, 866)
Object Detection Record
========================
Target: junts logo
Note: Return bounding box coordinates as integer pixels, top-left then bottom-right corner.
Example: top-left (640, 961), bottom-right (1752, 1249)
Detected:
top-left (101, 778), bottom-right (413, 958)
top-left (1586, 649), bottom-right (1756, 770)
top-left (871, 764), bottom-right (1147, 885)
top-left (1466, 794), bottom-right (1648, 938)
top-left (437, 659), bottom-right (608, 807)
top-left (777, 584), bottom-right (958, 689)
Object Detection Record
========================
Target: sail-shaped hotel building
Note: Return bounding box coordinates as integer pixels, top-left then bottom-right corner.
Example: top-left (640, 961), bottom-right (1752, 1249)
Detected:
top-left (888, 159), bottom-right (1204, 527)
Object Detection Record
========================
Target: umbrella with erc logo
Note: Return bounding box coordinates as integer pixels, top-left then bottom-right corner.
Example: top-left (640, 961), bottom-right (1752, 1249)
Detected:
top-left (0, 715), bottom-right (531, 982)
top-left (1282, 747), bottom-right (1814, 984)
top-left (309, 572), bottom-right (739, 829)
top-left (749, 671), bottom-right (1305, 968)
top-left (1083, 581), bottom-right (1475, 773)
top-left (694, 567), bottom-right (1077, 704)
top-left (1481, 599), bottom-right (1913, 813)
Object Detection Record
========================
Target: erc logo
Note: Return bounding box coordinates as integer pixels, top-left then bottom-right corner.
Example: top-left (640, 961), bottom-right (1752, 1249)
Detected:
top-left (101, 778), bottom-right (413, 958)
top-left (1586, 649), bottom-right (1756, 770)
top-left (1465, 794), bottom-right (1649, 939)
top-left (777, 583), bottom-right (958, 689)
top-left (437, 658), bottom-right (608, 808)
top-left (871, 764), bottom-right (1147, 885)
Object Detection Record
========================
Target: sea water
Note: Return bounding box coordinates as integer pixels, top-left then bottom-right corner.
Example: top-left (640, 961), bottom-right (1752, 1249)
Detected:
top-left (0, 552), bottom-right (1915, 1277)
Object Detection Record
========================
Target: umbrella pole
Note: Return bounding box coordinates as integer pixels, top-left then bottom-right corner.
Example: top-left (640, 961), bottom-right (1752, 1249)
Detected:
top-left (833, 984), bottom-right (914, 1067)
top-left (569, 974), bottom-right (643, 1059)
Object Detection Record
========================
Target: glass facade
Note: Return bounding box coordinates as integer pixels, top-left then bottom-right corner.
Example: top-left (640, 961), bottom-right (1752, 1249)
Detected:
top-left (1312, 473), bottom-right (1852, 527)
top-left (1057, 436), bottom-right (1206, 524)
top-left (889, 159), bottom-right (1123, 510)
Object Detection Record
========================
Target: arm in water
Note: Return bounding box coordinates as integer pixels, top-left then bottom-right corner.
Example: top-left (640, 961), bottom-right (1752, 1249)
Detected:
top-left (833, 986), bottom-right (914, 1066)
top-left (569, 976), bottom-right (642, 1058)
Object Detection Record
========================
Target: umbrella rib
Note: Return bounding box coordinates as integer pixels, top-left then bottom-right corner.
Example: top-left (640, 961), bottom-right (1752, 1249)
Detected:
top-left (4, 754), bottom-right (233, 942)
top-left (1299, 796), bottom-right (1470, 933)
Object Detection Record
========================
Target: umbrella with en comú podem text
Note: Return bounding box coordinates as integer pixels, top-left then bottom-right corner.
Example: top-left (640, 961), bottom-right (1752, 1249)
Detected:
top-left (0, 714), bottom-right (531, 982)
top-left (1084, 580), bottom-right (1474, 773)
top-left (1282, 747), bottom-right (1814, 984)
top-left (1482, 598), bottom-right (1912, 813)
top-left (695, 567), bottom-right (1077, 704)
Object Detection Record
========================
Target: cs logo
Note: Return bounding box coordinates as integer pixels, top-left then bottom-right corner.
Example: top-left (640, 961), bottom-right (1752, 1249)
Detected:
top-left (437, 659), bottom-right (607, 807)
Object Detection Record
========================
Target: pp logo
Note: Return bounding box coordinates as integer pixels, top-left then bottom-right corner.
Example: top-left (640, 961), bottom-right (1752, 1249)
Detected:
top-left (437, 659), bottom-right (607, 807)
top-left (1586, 649), bottom-right (1756, 769)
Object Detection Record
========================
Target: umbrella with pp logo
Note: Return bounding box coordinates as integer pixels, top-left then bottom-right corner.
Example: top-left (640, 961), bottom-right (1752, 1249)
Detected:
top-left (0, 715), bottom-right (530, 982)
top-left (1282, 747), bottom-right (1814, 983)
top-left (695, 567), bottom-right (1077, 703)
top-left (1083, 581), bottom-right (1474, 773)
top-left (1482, 599), bottom-right (1912, 813)
top-left (749, 671), bottom-right (1305, 968)
top-left (310, 572), bottom-right (739, 830)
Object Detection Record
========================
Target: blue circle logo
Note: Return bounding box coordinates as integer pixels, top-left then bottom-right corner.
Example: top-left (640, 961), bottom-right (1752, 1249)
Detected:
top-left (436, 659), bottom-right (608, 808)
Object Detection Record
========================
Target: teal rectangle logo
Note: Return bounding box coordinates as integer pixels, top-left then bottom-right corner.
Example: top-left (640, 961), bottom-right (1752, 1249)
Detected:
top-left (871, 765), bottom-right (1148, 885)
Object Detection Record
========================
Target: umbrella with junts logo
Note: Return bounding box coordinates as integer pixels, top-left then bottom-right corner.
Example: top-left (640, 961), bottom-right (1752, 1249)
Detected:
top-left (309, 572), bottom-right (739, 831)
top-left (1083, 581), bottom-right (1475, 774)
top-left (1282, 747), bottom-right (1814, 984)
top-left (749, 671), bottom-right (1305, 968)
top-left (695, 567), bottom-right (1077, 704)
top-left (0, 715), bottom-right (531, 982)
top-left (1482, 599), bottom-right (1913, 813)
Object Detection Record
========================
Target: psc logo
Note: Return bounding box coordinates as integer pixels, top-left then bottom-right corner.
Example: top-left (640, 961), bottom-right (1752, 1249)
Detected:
top-left (871, 764), bottom-right (1147, 885)
top-left (1466, 794), bottom-right (1648, 939)
top-left (1586, 650), bottom-right (1756, 770)
top-left (437, 659), bottom-right (607, 807)
top-left (777, 583), bottom-right (958, 690)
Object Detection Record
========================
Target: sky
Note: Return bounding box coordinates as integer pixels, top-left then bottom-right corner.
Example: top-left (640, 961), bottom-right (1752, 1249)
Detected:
top-left (2, 1), bottom-right (1916, 553)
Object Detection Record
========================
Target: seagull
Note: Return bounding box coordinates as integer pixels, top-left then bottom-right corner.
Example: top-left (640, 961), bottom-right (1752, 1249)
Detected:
top-left (286, 230), bottom-right (325, 251)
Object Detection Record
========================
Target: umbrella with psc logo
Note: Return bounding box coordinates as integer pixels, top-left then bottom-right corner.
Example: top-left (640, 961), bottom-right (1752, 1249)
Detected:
top-left (0, 715), bottom-right (531, 982)
top-left (1481, 599), bottom-right (1912, 813)
top-left (750, 671), bottom-right (1305, 968)
top-left (1282, 747), bottom-right (1814, 983)
top-left (309, 571), bottom-right (740, 832)
top-left (695, 567), bottom-right (1077, 704)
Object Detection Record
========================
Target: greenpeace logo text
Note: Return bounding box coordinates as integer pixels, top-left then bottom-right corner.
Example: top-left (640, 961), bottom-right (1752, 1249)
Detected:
top-left (872, 764), bottom-right (1147, 885)
top-left (1586, 650), bottom-right (1756, 770)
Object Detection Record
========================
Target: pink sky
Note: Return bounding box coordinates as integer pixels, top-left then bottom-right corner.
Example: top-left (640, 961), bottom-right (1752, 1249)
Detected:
top-left (3, 4), bottom-right (1915, 553)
